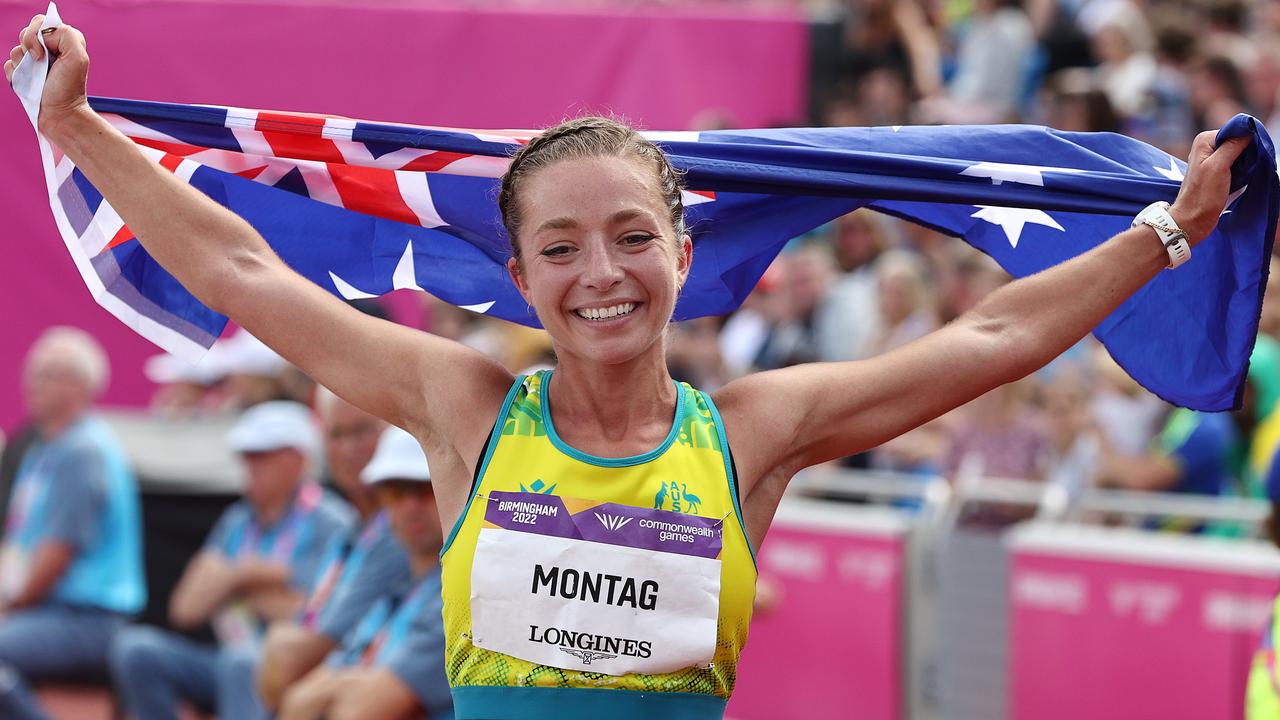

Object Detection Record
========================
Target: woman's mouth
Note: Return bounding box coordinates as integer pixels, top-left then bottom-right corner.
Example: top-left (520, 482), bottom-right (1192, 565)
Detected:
top-left (574, 302), bottom-right (638, 321)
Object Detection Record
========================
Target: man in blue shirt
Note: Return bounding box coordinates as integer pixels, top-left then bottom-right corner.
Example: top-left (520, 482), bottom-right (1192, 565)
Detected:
top-left (258, 388), bottom-right (411, 711)
top-left (278, 426), bottom-right (453, 720)
top-left (0, 327), bottom-right (146, 720)
top-left (110, 401), bottom-right (353, 720)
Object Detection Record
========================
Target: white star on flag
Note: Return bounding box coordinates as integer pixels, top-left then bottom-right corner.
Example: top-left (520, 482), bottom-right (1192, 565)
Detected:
top-left (960, 162), bottom-right (1084, 187)
top-left (1154, 157), bottom-right (1185, 181)
top-left (1221, 184), bottom-right (1248, 215)
top-left (328, 241), bottom-right (495, 313)
top-left (391, 241), bottom-right (425, 292)
top-left (971, 206), bottom-right (1065, 248)
top-left (329, 271), bottom-right (376, 300)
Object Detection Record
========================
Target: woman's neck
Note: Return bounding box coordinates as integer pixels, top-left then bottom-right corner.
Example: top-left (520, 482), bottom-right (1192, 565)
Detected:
top-left (546, 348), bottom-right (678, 454)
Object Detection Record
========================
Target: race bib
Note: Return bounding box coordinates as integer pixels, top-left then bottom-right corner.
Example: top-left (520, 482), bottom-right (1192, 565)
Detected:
top-left (471, 490), bottom-right (722, 676)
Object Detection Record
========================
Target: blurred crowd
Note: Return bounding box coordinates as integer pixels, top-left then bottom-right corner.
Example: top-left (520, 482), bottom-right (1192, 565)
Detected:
top-left (813, 0), bottom-right (1280, 159)
top-left (791, 0), bottom-right (1280, 513)
top-left (0, 326), bottom-right (452, 720)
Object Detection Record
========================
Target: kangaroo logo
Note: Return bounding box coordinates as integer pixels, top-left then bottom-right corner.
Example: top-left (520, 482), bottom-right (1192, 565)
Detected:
top-left (653, 481), bottom-right (702, 514)
top-left (653, 483), bottom-right (668, 510)
top-left (594, 513), bottom-right (633, 532)
top-left (561, 648), bottom-right (617, 665)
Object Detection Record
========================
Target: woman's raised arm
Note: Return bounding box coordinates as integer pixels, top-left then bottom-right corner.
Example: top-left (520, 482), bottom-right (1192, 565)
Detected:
top-left (6, 17), bottom-right (513, 443)
top-left (717, 128), bottom-right (1250, 513)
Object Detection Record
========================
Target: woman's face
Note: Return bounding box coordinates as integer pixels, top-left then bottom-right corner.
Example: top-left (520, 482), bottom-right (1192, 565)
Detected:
top-left (878, 271), bottom-right (915, 325)
top-left (507, 155), bottom-right (691, 367)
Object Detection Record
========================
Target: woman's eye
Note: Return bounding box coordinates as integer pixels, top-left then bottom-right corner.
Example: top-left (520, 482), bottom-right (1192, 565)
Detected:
top-left (623, 233), bottom-right (656, 246)
top-left (540, 245), bottom-right (573, 257)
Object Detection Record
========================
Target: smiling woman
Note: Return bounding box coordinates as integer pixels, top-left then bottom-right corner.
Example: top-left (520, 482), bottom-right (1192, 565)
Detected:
top-left (4, 11), bottom-right (1252, 720)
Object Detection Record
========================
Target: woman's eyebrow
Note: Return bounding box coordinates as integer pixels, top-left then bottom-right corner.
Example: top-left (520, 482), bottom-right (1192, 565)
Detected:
top-left (534, 208), bottom-right (652, 235)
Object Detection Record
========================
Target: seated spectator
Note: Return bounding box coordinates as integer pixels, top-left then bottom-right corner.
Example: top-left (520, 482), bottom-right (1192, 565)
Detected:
top-left (1189, 54), bottom-right (1250, 131)
top-left (110, 401), bottom-right (353, 720)
top-left (0, 327), bottom-right (146, 720)
top-left (1097, 338), bottom-right (1277, 510)
top-left (279, 427), bottom-right (452, 720)
top-left (911, 0), bottom-right (1037, 123)
top-left (257, 389), bottom-right (409, 711)
top-left (1037, 374), bottom-right (1102, 504)
top-left (866, 250), bottom-right (938, 357)
top-left (752, 246), bottom-right (834, 370)
top-left (1090, 9), bottom-right (1156, 120)
top-left (142, 351), bottom-right (221, 419)
top-left (944, 382), bottom-right (1048, 482)
top-left (813, 209), bottom-right (888, 363)
top-left (1094, 406), bottom-right (1236, 502)
top-left (206, 328), bottom-right (293, 411)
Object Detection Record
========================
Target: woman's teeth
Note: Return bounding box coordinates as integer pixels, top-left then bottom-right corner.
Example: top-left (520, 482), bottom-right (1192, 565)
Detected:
top-left (576, 302), bottom-right (637, 321)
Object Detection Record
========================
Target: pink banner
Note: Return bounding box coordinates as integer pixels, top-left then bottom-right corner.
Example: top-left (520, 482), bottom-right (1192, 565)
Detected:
top-left (729, 501), bottom-right (905, 720)
top-left (0, 0), bottom-right (805, 428)
top-left (1009, 528), bottom-right (1280, 720)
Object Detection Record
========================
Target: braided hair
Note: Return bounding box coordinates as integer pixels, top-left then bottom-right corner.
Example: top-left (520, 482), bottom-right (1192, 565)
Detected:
top-left (498, 116), bottom-right (686, 262)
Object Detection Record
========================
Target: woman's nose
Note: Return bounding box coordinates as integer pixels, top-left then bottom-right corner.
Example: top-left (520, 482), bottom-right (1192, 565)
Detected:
top-left (580, 244), bottom-right (624, 290)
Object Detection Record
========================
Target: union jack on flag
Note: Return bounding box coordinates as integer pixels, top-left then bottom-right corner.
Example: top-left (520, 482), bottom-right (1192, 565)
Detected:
top-left (12, 6), bottom-right (1279, 411)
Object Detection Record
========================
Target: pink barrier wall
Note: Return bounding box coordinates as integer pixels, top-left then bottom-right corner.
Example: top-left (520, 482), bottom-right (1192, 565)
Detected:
top-left (1009, 534), bottom-right (1280, 720)
top-left (729, 504), bottom-right (905, 720)
top-left (0, 0), bottom-right (806, 428)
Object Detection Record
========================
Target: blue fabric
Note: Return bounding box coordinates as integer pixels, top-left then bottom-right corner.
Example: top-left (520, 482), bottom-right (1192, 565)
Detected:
top-left (0, 604), bottom-right (126, 720)
top-left (74, 97), bottom-right (1280, 411)
top-left (330, 567), bottom-right (452, 718)
top-left (7, 417), bottom-right (145, 614)
top-left (313, 512), bottom-right (411, 643)
top-left (1165, 411), bottom-right (1237, 496)
top-left (450, 686), bottom-right (725, 720)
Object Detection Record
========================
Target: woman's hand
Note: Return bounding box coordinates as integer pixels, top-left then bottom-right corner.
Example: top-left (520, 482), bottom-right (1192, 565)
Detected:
top-left (5, 15), bottom-right (92, 134)
top-left (1169, 130), bottom-right (1252, 245)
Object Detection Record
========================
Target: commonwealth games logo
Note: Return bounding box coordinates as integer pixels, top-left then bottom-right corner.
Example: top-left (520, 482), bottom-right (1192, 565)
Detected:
top-left (594, 513), bottom-right (633, 531)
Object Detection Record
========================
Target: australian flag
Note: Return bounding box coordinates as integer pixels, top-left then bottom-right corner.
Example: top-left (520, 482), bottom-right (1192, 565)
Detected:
top-left (12, 7), bottom-right (1278, 412)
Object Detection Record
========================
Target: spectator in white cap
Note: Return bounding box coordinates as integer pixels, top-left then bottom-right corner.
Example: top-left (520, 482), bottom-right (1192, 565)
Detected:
top-left (278, 427), bottom-right (453, 720)
top-left (257, 388), bottom-right (412, 712)
top-left (143, 351), bottom-right (222, 418)
top-left (207, 329), bottom-right (291, 410)
top-left (110, 401), bottom-right (354, 720)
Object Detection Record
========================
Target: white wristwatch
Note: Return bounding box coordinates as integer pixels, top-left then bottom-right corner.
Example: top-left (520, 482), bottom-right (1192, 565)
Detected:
top-left (1131, 201), bottom-right (1191, 269)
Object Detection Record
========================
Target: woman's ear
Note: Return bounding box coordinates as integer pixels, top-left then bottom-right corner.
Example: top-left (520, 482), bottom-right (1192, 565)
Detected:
top-left (676, 233), bottom-right (693, 290)
top-left (507, 256), bottom-right (530, 302)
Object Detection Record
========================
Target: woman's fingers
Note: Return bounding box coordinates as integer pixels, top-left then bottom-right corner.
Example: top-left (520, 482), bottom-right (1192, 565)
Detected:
top-left (4, 44), bottom-right (18, 82)
top-left (18, 15), bottom-right (45, 61)
top-left (1170, 130), bottom-right (1252, 243)
top-left (45, 25), bottom-right (85, 59)
top-left (1206, 134), bottom-right (1251, 170)
top-left (17, 16), bottom-right (44, 61)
